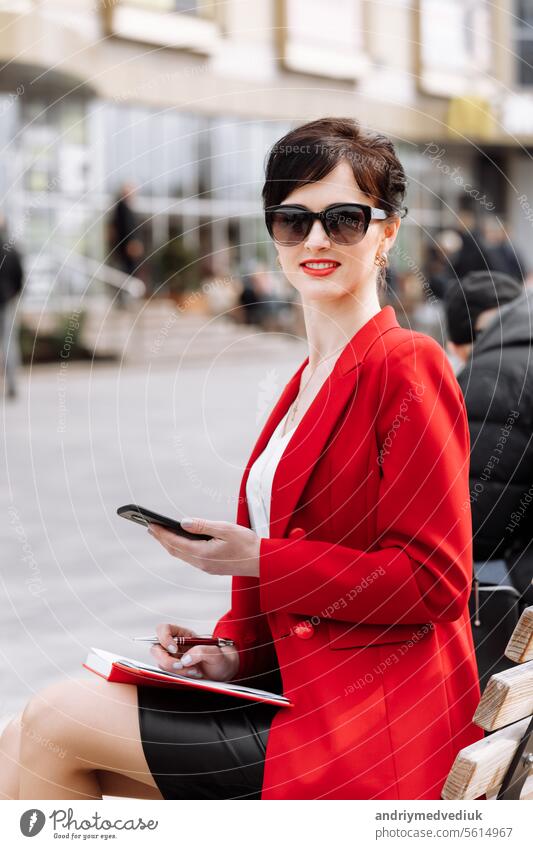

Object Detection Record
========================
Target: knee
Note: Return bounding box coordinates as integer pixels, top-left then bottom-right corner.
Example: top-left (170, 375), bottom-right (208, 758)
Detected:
top-left (20, 682), bottom-right (72, 762)
top-left (19, 676), bottom-right (113, 763)
top-left (21, 681), bottom-right (63, 736)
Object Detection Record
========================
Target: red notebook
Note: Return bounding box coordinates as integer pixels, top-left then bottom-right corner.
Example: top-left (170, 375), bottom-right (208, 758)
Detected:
top-left (83, 648), bottom-right (292, 708)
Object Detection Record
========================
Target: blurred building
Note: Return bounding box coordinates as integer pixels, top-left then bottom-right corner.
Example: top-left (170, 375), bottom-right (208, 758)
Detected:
top-left (0, 0), bottom-right (532, 309)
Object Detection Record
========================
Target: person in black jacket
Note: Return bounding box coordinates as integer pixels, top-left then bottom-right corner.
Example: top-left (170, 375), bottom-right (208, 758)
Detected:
top-left (450, 203), bottom-right (491, 282)
top-left (482, 217), bottom-right (526, 283)
top-left (0, 216), bottom-right (24, 399)
top-left (445, 271), bottom-right (533, 606)
top-left (108, 182), bottom-right (144, 306)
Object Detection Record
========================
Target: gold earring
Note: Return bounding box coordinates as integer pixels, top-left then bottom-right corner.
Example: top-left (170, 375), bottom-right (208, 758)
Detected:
top-left (374, 253), bottom-right (388, 269)
top-left (276, 256), bottom-right (282, 268)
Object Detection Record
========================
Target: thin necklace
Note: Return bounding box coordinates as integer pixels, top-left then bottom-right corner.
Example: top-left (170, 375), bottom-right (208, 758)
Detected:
top-left (281, 342), bottom-right (346, 436)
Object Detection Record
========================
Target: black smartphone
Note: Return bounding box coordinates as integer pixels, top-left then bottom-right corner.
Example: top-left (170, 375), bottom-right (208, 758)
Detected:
top-left (117, 504), bottom-right (213, 541)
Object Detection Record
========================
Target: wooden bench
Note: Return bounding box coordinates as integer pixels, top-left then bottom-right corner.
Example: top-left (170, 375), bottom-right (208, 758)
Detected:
top-left (442, 605), bottom-right (533, 800)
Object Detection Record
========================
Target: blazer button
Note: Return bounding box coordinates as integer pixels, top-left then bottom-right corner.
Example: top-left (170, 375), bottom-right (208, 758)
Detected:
top-left (294, 621), bottom-right (315, 640)
top-left (289, 527), bottom-right (306, 539)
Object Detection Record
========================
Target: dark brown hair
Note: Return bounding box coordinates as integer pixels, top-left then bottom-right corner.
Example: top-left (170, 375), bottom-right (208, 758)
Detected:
top-left (262, 118), bottom-right (407, 290)
top-left (262, 117), bottom-right (408, 216)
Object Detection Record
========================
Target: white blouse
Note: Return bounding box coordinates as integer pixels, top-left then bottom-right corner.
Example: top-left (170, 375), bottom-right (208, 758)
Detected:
top-left (247, 348), bottom-right (345, 538)
top-left (246, 411), bottom-right (296, 538)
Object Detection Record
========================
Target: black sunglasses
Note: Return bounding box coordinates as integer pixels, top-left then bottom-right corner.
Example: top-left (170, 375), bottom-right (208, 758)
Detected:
top-left (264, 202), bottom-right (389, 246)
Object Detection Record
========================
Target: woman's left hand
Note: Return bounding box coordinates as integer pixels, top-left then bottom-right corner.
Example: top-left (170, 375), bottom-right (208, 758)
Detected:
top-left (147, 518), bottom-right (260, 577)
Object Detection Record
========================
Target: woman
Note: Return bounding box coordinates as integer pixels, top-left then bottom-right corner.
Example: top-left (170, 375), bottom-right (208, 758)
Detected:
top-left (0, 117), bottom-right (482, 801)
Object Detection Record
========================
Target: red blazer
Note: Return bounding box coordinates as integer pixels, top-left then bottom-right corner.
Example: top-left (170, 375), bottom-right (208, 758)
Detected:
top-left (213, 305), bottom-right (483, 800)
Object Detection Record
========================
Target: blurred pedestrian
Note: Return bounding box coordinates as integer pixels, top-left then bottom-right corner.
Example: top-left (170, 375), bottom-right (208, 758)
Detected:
top-left (482, 217), bottom-right (526, 283)
top-left (0, 215), bottom-right (23, 400)
top-left (108, 182), bottom-right (144, 307)
top-left (445, 271), bottom-right (533, 679)
top-left (448, 199), bottom-right (492, 281)
top-left (425, 231), bottom-right (463, 301)
top-left (238, 262), bottom-right (269, 326)
top-left (253, 262), bottom-right (283, 330)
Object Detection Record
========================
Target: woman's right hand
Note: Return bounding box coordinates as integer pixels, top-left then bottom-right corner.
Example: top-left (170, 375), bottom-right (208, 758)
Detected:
top-left (150, 623), bottom-right (240, 683)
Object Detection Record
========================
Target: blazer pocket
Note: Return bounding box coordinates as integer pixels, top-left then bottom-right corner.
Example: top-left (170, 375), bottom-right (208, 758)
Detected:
top-left (326, 619), bottom-right (430, 649)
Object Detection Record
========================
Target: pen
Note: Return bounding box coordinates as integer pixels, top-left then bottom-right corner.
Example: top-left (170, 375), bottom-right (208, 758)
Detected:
top-left (133, 636), bottom-right (236, 648)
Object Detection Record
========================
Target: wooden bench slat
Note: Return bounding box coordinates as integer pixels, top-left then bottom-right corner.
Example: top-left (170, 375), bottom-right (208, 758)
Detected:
top-left (442, 717), bottom-right (531, 799)
top-left (506, 606), bottom-right (533, 663)
top-left (473, 660), bottom-right (533, 731)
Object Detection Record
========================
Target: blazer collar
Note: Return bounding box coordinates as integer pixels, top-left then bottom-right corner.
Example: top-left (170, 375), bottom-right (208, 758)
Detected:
top-left (336, 304), bottom-right (400, 375)
top-left (236, 305), bottom-right (400, 536)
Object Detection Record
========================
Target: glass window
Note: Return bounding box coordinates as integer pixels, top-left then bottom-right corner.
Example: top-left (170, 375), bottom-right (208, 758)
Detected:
top-left (517, 0), bottom-right (533, 24)
top-left (210, 119), bottom-right (241, 201)
top-left (106, 105), bottom-right (135, 190)
top-left (25, 208), bottom-right (54, 254)
top-left (173, 0), bottom-right (198, 12)
top-left (281, 0), bottom-right (366, 78)
top-left (151, 111), bottom-right (171, 197)
top-left (419, 0), bottom-right (492, 95)
top-left (59, 101), bottom-right (86, 145)
top-left (159, 112), bottom-right (181, 197)
top-left (22, 125), bottom-right (56, 192)
top-left (515, 1), bottom-right (533, 85)
top-left (518, 40), bottom-right (533, 85)
top-left (164, 111), bottom-right (202, 198)
top-left (197, 125), bottom-right (211, 198)
top-left (208, 119), bottom-right (288, 203)
top-left (21, 98), bottom-right (49, 127)
top-left (125, 1), bottom-right (199, 12)
top-left (227, 217), bottom-right (241, 266)
top-left (56, 206), bottom-right (91, 254)
top-left (0, 93), bottom-right (19, 149)
top-left (130, 106), bottom-right (154, 195)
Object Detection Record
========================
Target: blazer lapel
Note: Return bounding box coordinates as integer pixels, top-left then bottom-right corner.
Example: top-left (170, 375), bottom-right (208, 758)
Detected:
top-left (270, 365), bottom-right (363, 539)
top-left (236, 306), bottom-right (400, 537)
top-left (235, 359), bottom-right (308, 529)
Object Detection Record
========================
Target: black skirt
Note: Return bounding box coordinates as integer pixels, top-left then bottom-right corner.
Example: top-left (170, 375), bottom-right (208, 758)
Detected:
top-left (137, 676), bottom-right (281, 800)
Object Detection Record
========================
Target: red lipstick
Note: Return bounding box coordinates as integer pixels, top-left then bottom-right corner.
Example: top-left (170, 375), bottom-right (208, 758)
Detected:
top-left (299, 259), bottom-right (341, 278)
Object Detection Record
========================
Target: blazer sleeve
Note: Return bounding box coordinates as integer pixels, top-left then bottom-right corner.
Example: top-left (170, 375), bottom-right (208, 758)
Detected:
top-left (258, 336), bottom-right (473, 625)
top-left (212, 577), bottom-right (278, 683)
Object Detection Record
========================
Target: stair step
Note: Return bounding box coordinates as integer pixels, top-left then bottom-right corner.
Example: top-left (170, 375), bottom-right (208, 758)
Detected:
top-left (78, 302), bottom-right (303, 361)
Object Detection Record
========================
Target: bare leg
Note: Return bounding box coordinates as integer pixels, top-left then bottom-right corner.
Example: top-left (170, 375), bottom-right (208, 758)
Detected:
top-left (17, 676), bottom-right (164, 800)
top-left (0, 716), bottom-right (22, 799)
top-left (0, 714), bottom-right (159, 800)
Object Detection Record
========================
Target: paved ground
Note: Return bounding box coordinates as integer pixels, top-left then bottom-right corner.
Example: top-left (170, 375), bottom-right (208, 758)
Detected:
top-left (1, 331), bottom-right (305, 720)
